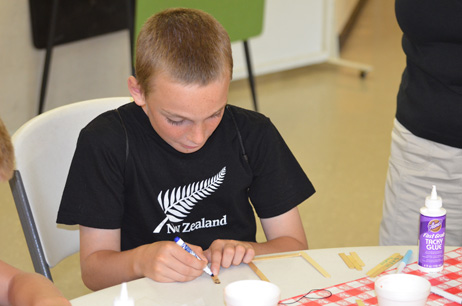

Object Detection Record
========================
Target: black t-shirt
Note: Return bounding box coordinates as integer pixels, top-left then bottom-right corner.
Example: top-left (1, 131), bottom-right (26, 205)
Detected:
top-left (57, 103), bottom-right (315, 250)
top-left (395, 0), bottom-right (462, 148)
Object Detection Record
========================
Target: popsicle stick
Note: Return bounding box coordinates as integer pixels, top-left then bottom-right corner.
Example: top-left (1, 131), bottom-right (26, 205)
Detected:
top-left (376, 254), bottom-right (402, 276)
top-left (348, 254), bottom-right (362, 271)
top-left (367, 253), bottom-right (403, 278)
top-left (211, 275), bottom-right (221, 284)
top-left (339, 253), bottom-right (355, 269)
top-left (248, 261), bottom-right (270, 282)
top-left (356, 299), bottom-right (365, 306)
top-left (253, 252), bottom-right (330, 278)
top-left (366, 253), bottom-right (399, 277)
top-left (370, 255), bottom-right (402, 278)
top-left (253, 253), bottom-right (300, 261)
top-left (351, 252), bottom-right (365, 267)
top-left (300, 252), bottom-right (331, 278)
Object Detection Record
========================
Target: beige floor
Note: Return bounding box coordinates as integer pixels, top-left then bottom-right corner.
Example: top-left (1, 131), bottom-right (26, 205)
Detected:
top-left (0, 0), bottom-right (404, 300)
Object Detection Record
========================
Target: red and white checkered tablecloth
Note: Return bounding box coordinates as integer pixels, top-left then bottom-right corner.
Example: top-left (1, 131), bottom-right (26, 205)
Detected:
top-left (279, 248), bottom-right (462, 306)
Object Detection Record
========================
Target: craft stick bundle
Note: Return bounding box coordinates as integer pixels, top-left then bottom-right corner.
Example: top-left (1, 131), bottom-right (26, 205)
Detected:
top-left (339, 252), bottom-right (365, 271)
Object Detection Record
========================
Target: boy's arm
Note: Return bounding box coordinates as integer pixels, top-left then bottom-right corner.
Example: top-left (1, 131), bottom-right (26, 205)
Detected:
top-left (205, 206), bottom-right (308, 275)
top-left (254, 206), bottom-right (308, 253)
top-left (79, 226), bottom-right (209, 290)
top-left (0, 260), bottom-right (70, 306)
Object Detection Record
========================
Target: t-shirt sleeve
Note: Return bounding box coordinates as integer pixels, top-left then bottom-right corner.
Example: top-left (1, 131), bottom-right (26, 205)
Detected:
top-left (246, 118), bottom-right (315, 218)
top-left (56, 112), bottom-right (127, 229)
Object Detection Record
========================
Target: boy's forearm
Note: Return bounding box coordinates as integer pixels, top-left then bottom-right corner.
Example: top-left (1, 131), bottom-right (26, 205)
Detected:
top-left (250, 236), bottom-right (308, 256)
top-left (81, 247), bottom-right (144, 291)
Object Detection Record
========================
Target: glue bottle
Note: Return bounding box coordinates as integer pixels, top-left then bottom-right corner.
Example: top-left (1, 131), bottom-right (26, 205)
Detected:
top-left (418, 185), bottom-right (446, 273)
top-left (113, 282), bottom-right (135, 306)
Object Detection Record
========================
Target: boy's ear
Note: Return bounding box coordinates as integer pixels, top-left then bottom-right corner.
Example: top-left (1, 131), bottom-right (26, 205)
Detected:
top-left (127, 76), bottom-right (145, 107)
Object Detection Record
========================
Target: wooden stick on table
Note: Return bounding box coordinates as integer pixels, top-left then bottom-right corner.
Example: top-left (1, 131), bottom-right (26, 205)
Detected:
top-left (351, 252), bottom-right (365, 267)
top-left (300, 252), bottom-right (331, 278)
top-left (253, 253), bottom-right (300, 261)
top-left (253, 252), bottom-right (331, 278)
top-left (248, 261), bottom-right (270, 282)
top-left (339, 252), bottom-right (365, 271)
top-left (347, 254), bottom-right (362, 271)
top-left (339, 253), bottom-right (354, 269)
top-left (356, 299), bottom-right (365, 306)
top-left (366, 253), bottom-right (403, 278)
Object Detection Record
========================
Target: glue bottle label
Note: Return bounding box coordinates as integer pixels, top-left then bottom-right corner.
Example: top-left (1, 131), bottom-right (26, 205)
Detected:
top-left (418, 214), bottom-right (445, 269)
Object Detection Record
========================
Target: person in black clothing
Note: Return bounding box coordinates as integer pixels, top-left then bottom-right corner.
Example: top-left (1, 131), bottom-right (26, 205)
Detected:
top-left (57, 8), bottom-right (315, 290)
top-left (380, 0), bottom-right (462, 246)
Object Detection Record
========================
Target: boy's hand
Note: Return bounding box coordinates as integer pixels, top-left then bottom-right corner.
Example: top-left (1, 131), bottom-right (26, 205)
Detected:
top-left (138, 241), bottom-right (208, 283)
top-left (204, 239), bottom-right (255, 276)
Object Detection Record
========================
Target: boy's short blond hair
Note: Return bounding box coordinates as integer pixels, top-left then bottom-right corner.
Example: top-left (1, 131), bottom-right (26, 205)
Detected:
top-left (135, 8), bottom-right (233, 96)
top-left (0, 118), bottom-right (14, 181)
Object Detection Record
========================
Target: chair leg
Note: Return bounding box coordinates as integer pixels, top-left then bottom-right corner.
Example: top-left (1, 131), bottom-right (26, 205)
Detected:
top-left (243, 40), bottom-right (259, 112)
top-left (9, 171), bottom-right (53, 281)
top-left (127, 0), bottom-right (135, 76)
top-left (38, 0), bottom-right (59, 115)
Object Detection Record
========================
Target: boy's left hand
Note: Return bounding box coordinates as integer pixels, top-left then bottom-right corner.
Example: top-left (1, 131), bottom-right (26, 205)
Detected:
top-left (204, 239), bottom-right (255, 276)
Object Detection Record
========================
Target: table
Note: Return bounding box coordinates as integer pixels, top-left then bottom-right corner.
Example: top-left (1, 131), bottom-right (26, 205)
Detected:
top-left (70, 245), bottom-right (455, 305)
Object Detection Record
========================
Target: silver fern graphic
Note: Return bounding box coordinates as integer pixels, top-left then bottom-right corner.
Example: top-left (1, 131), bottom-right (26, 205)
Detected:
top-left (153, 167), bottom-right (226, 233)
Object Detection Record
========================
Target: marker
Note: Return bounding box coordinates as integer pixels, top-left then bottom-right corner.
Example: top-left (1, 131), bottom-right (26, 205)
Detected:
top-left (174, 237), bottom-right (220, 284)
top-left (431, 287), bottom-right (462, 304)
top-left (396, 249), bottom-right (413, 274)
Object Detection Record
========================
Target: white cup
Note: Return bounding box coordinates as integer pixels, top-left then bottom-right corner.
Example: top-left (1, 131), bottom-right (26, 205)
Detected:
top-left (224, 280), bottom-right (281, 306)
top-left (375, 274), bottom-right (431, 306)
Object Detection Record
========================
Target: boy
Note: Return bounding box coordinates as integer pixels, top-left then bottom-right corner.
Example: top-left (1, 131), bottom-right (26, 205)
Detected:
top-left (57, 8), bottom-right (315, 290)
top-left (0, 118), bottom-right (70, 306)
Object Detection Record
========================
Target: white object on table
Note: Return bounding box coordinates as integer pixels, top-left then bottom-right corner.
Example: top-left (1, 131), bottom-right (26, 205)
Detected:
top-left (375, 274), bottom-right (430, 306)
top-left (430, 287), bottom-right (462, 304)
top-left (113, 283), bottom-right (134, 306)
top-left (224, 280), bottom-right (280, 306)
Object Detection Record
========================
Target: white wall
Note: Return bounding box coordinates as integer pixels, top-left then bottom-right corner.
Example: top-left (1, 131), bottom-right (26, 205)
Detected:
top-left (0, 1), bottom-right (132, 134)
top-left (335, 0), bottom-right (360, 34)
top-left (232, 0), bottom-right (326, 80)
top-left (0, 0), bottom-right (357, 134)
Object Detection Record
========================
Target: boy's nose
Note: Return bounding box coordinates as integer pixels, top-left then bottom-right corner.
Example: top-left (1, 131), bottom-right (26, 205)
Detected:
top-left (188, 123), bottom-right (207, 145)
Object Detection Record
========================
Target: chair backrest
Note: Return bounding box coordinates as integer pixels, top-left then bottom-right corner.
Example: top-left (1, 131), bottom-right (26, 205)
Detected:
top-left (134, 0), bottom-right (265, 43)
top-left (9, 97), bottom-right (131, 280)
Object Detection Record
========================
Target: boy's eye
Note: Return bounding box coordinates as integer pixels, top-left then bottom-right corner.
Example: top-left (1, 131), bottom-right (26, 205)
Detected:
top-left (210, 110), bottom-right (223, 119)
top-left (167, 118), bottom-right (184, 126)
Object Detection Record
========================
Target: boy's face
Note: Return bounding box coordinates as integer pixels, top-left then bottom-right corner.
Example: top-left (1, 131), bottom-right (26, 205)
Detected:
top-left (130, 73), bottom-right (230, 154)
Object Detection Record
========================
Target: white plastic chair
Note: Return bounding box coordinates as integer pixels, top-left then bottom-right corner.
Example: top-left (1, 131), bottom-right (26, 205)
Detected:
top-left (8, 97), bottom-right (132, 281)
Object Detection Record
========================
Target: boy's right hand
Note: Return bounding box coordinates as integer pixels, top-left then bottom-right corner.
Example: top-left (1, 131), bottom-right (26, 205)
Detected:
top-left (137, 241), bottom-right (208, 283)
top-left (80, 226), bottom-right (208, 290)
